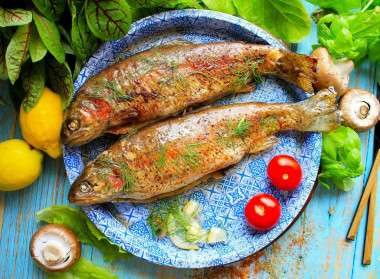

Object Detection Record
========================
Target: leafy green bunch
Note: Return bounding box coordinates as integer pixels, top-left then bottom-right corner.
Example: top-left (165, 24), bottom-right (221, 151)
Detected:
top-left (318, 126), bottom-right (364, 191)
top-left (0, 0), bottom-right (202, 111)
top-left (308, 0), bottom-right (380, 65)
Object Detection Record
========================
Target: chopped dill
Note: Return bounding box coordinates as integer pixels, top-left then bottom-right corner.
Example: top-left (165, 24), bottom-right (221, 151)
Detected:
top-left (218, 117), bottom-right (253, 148)
top-left (119, 129), bottom-right (139, 139)
top-left (230, 58), bottom-right (264, 88)
top-left (89, 76), bottom-right (135, 101)
top-left (149, 144), bottom-right (167, 173)
top-left (174, 142), bottom-right (205, 170)
top-left (259, 115), bottom-right (278, 133)
top-left (97, 157), bottom-right (136, 193)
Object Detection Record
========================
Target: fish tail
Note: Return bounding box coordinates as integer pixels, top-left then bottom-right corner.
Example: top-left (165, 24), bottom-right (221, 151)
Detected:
top-left (296, 88), bottom-right (341, 132)
top-left (268, 49), bottom-right (318, 93)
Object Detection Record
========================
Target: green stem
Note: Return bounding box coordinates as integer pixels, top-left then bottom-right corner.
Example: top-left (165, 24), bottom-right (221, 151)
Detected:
top-left (362, 0), bottom-right (374, 12)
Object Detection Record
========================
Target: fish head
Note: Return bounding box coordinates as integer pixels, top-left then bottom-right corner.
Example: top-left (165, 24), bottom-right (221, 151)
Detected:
top-left (68, 161), bottom-right (122, 205)
top-left (61, 98), bottom-right (112, 146)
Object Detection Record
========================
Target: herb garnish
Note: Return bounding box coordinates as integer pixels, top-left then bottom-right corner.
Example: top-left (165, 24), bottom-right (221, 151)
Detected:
top-left (230, 58), bottom-right (264, 88)
top-left (150, 143), bottom-right (167, 173)
top-left (97, 157), bottom-right (136, 193)
top-left (259, 115), bottom-right (278, 133)
top-left (175, 142), bottom-right (205, 170)
top-left (89, 76), bottom-right (135, 101)
top-left (218, 117), bottom-right (253, 148)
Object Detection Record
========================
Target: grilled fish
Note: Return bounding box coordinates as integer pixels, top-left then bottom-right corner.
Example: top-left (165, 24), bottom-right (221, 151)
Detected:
top-left (61, 42), bottom-right (317, 146)
top-left (68, 88), bottom-right (340, 205)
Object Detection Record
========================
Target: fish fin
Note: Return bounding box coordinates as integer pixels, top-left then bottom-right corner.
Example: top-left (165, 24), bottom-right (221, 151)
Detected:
top-left (297, 88), bottom-right (341, 132)
top-left (238, 83), bottom-right (258, 94)
top-left (106, 125), bottom-right (135, 135)
top-left (248, 136), bottom-right (280, 154)
top-left (270, 49), bottom-right (318, 94)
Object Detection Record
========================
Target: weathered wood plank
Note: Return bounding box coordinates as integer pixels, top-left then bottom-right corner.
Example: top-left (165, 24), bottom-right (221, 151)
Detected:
top-left (0, 1), bottom-right (379, 278)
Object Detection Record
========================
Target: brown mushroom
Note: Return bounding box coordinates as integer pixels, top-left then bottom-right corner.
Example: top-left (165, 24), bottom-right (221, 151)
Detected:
top-left (339, 89), bottom-right (380, 132)
top-left (30, 224), bottom-right (81, 271)
top-left (311, 47), bottom-right (354, 96)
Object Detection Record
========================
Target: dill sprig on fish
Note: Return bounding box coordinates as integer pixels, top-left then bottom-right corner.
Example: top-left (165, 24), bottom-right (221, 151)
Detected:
top-left (175, 143), bottom-right (205, 170)
top-left (259, 115), bottom-right (278, 133)
top-left (218, 117), bottom-right (253, 148)
top-left (149, 143), bottom-right (167, 173)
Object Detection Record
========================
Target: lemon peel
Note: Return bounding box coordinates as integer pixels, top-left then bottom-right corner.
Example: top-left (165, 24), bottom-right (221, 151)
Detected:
top-left (0, 139), bottom-right (43, 191)
top-left (20, 87), bottom-right (63, 158)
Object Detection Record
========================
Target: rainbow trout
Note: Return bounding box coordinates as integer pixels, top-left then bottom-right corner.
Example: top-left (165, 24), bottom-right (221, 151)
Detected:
top-left (61, 42), bottom-right (317, 146)
top-left (68, 88), bottom-right (340, 205)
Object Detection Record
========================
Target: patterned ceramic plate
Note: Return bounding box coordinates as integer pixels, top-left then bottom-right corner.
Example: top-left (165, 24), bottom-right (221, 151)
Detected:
top-left (63, 9), bottom-right (321, 268)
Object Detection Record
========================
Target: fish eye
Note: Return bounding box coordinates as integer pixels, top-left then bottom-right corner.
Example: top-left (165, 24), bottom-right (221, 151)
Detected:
top-left (79, 182), bottom-right (93, 193)
top-left (68, 120), bottom-right (80, 131)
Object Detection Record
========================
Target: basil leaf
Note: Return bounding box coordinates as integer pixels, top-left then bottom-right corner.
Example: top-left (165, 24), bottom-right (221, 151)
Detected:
top-left (32, 0), bottom-right (66, 21)
top-left (318, 172), bottom-right (331, 189)
top-left (368, 39), bottom-right (380, 63)
top-left (6, 23), bottom-right (31, 84)
top-left (232, 0), bottom-right (311, 43)
top-left (21, 60), bottom-right (45, 112)
top-left (33, 11), bottom-right (65, 63)
top-left (202, 0), bottom-right (237, 14)
top-left (362, 0), bottom-right (380, 10)
top-left (85, 0), bottom-right (132, 41)
top-left (306, 0), bottom-right (361, 13)
top-left (29, 22), bottom-right (48, 62)
top-left (127, 0), bottom-right (201, 8)
top-left (0, 32), bottom-right (8, 80)
top-left (46, 55), bottom-right (73, 109)
top-left (332, 177), bottom-right (356, 191)
top-left (0, 7), bottom-right (32, 27)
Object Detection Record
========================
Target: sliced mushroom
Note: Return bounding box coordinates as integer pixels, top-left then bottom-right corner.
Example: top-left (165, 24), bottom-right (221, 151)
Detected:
top-left (339, 89), bottom-right (380, 132)
top-left (311, 47), bottom-right (354, 96)
top-left (30, 224), bottom-right (81, 271)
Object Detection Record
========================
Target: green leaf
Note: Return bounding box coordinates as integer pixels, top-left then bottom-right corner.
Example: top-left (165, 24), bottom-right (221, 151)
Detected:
top-left (71, 2), bottom-right (101, 60)
top-left (58, 25), bottom-right (71, 44)
top-left (202, 0), bottom-right (237, 14)
top-left (32, 0), bottom-right (66, 21)
top-left (46, 55), bottom-right (73, 109)
top-left (232, 0), bottom-right (311, 43)
top-left (306, 0), bottom-right (361, 13)
top-left (73, 58), bottom-right (85, 80)
top-left (368, 38), bottom-right (380, 63)
top-left (5, 23), bottom-right (31, 84)
top-left (0, 7), bottom-right (32, 27)
top-left (36, 205), bottom-right (132, 262)
top-left (362, 0), bottom-right (380, 10)
top-left (1, 27), bottom-right (18, 41)
top-left (21, 60), bottom-right (45, 112)
top-left (45, 257), bottom-right (118, 279)
top-left (128, 0), bottom-right (202, 9)
top-left (85, 0), bottom-right (132, 41)
top-left (332, 177), bottom-right (356, 191)
top-left (28, 22), bottom-right (48, 62)
top-left (318, 172), bottom-right (331, 189)
top-left (33, 11), bottom-right (65, 63)
top-left (0, 32), bottom-right (8, 80)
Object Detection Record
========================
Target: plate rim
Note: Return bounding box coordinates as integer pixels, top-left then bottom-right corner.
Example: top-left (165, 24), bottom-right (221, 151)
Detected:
top-left (63, 9), bottom-right (321, 268)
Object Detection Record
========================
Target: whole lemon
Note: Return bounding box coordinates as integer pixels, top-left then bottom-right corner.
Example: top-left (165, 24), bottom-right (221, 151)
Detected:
top-left (0, 139), bottom-right (43, 191)
top-left (20, 87), bottom-right (63, 158)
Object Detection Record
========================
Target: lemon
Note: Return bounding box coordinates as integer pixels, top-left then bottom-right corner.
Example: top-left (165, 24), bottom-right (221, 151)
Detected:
top-left (0, 139), bottom-right (43, 191)
top-left (19, 87), bottom-right (63, 159)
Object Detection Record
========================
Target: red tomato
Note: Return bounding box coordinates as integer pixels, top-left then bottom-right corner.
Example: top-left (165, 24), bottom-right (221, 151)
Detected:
top-left (267, 155), bottom-right (302, 191)
top-left (244, 193), bottom-right (281, 230)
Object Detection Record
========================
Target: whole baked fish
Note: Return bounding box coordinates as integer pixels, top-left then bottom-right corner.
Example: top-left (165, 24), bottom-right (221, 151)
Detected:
top-left (69, 88), bottom-right (340, 205)
top-left (61, 42), bottom-right (317, 146)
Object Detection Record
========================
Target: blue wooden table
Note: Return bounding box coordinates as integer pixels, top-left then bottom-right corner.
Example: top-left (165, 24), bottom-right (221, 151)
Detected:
top-left (1, 2), bottom-right (379, 278)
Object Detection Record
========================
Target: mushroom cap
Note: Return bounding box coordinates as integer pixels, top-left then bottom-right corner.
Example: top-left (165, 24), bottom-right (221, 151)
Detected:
top-left (30, 224), bottom-right (81, 271)
top-left (339, 88), bottom-right (380, 132)
top-left (311, 47), bottom-right (354, 96)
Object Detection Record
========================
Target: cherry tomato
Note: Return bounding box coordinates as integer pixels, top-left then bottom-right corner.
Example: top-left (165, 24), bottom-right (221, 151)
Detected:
top-left (244, 193), bottom-right (281, 230)
top-left (267, 155), bottom-right (302, 191)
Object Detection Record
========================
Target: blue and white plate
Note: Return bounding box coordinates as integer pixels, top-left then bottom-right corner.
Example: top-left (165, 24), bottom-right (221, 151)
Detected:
top-left (63, 10), bottom-right (320, 268)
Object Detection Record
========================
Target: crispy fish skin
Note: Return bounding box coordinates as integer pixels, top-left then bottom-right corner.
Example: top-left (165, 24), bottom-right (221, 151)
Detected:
top-left (61, 42), bottom-right (317, 146)
top-left (68, 88), bottom-right (340, 205)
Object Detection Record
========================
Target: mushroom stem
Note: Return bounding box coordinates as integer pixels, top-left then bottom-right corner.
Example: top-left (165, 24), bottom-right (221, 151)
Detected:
top-left (43, 246), bottom-right (62, 264)
top-left (333, 58), bottom-right (355, 77)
